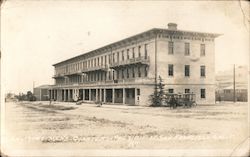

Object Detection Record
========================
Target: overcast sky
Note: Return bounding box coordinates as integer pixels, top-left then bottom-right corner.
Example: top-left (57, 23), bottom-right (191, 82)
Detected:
top-left (1, 0), bottom-right (249, 94)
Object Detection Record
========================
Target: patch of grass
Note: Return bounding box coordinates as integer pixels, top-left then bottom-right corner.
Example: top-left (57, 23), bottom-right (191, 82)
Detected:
top-left (19, 104), bottom-right (56, 113)
top-left (85, 116), bottom-right (128, 127)
top-left (40, 105), bottom-right (77, 110)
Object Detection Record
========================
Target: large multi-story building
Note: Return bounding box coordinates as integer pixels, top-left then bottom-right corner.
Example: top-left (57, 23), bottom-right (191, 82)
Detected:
top-left (49, 23), bottom-right (220, 105)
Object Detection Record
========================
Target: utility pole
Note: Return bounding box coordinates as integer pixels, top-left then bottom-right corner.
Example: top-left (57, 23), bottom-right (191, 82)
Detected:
top-left (233, 64), bottom-right (236, 103)
top-left (154, 33), bottom-right (158, 92)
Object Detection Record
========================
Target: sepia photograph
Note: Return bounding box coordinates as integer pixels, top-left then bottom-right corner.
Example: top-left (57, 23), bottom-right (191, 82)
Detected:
top-left (1, 0), bottom-right (249, 156)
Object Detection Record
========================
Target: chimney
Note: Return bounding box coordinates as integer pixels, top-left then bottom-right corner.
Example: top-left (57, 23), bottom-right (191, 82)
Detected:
top-left (168, 23), bottom-right (177, 30)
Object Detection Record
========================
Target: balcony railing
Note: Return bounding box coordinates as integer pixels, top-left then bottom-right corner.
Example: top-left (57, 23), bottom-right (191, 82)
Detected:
top-left (110, 56), bottom-right (150, 69)
top-left (63, 70), bottom-right (82, 76)
top-left (53, 78), bottom-right (154, 88)
top-left (82, 65), bottom-right (108, 73)
top-left (53, 56), bottom-right (149, 79)
top-left (53, 73), bottom-right (65, 78)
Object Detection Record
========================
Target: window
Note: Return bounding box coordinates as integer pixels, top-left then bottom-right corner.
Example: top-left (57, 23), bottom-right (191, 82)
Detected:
top-left (132, 47), bottom-right (135, 58)
top-left (117, 70), bottom-right (119, 79)
top-left (185, 43), bottom-right (190, 55)
top-left (185, 89), bottom-right (190, 93)
top-left (104, 56), bottom-right (107, 65)
top-left (122, 51), bottom-right (124, 61)
top-left (109, 55), bottom-right (111, 64)
top-left (112, 70), bottom-right (115, 80)
top-left (200, 44), bottom-right (205, 56)
top-left (94, 73), bottom-right (96, 81)
top-left (200, 65), bottom-right (206, 77)
top-left (168, 41), bottom-right (174, 54)
top-left (168, 89), bottom-right (174, 93)
top-left (137, 89), bottom-right (140, 95)
top-left (185, 65), bottom-right (190, 77)
top-left (113, 53), bottom-right (115, 63)
top-left (201, 89), bottom-right (206, 98)
top-left (138, 46), bottom-right (141, 57)
top-left (109, 71), bottom-right (111, 80)
top-left (127, 49), bottom-right (129, 59)
top-left (122, 69), bottom-right (124, 79)
top-left (127, 68), bottom-right (129, 78)
top-left (145, 44), bottom-right (148, 59)
top-left (168, 64), bottom-right (174, 76)
top-left (132, 67), bottom-right (135, 78)
top-left (138, 66), bottom-right (141, 77)
top-left (117, 52), bottom-right (119, 62)
top-left (145, 66), bottom-right (148, 77)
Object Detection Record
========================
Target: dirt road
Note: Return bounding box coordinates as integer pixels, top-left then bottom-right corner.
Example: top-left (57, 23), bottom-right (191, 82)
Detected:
top-left (1, 101), bottom-right (249, 156)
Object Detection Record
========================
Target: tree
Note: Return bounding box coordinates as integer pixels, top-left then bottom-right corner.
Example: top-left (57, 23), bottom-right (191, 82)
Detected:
top-left (16, 91), bottom-right (36, 101)
top-left (149, 76), bottom-right (165, 107)
top-left (27, 91), bottom-right (36, 101)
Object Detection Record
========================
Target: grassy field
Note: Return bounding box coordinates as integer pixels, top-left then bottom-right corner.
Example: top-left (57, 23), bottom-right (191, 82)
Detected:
top-left (2, 101), bottom-right (249, 156)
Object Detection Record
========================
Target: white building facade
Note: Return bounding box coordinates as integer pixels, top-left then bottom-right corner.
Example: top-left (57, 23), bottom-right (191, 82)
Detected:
top-left (49, 23), bottom-right (220, 105)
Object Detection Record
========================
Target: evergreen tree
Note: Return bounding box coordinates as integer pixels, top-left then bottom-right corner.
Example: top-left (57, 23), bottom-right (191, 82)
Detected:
top-left (149, 76), bottom-right (165, 107)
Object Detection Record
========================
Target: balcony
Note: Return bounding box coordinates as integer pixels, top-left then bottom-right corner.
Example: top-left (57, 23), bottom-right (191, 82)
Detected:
top-left (64, 70), bottom-right (83, 76)
top-left (53, 78), bottom-right (154, 88)
top-left (113, 78), bottom-right (154, 84)
top-left (82, 65), bottom-right (108, 73)
top-left (53, 73), bottom-right (65, 78)
top-left (110, 56), bottom-right (150, 69)
top-left (54, 65), bottom-right (108, 79)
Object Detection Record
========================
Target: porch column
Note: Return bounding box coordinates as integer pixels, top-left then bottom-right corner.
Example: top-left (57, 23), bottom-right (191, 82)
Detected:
top-left (135, 88), bottom-right (138, 105)
top-left (50, 90), bottom-right (52, 100)
top-left (123, 88), bottom-right (125, 104)
top-left (64, 89), bottom-right (67, 101)
top-left (69, 89), bottom-right (72, 101)
top-left (99, 89), bottom-right (102, 102)
top-left (89, 89), bottom-right (92, 101)
top-left (54, 90), bottom-right (56, 100)
top-left (62, 89), bottom-right (64, 101)
top-left (112, 88), bottom-right (115, 104)
top-left (52, 90), bottom-right (54, 100)
top-left (55, 89), bottom-right (58, 100)
top-left (96, 89), bottom-right (99, 101)
top-left (61, 89), bottom-right (63, 101)
top-left (49, 90), bottom-right (51, 100)
top-left (56, 90), bottom-right (58, 100)
top-left (104, 89), bottom-right (106, 103)
top-left (67, 89), bottom-right (70, 101)
top-left (82, 89), bottom-right (85, 100)
top-left (61, 89), bottom-right (64, 101)
top-left (72, 89), bottom-right (75, 101)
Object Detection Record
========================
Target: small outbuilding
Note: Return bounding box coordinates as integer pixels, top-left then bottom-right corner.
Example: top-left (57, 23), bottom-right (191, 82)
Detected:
top-left (33, 85), bottom-right (52, 101)
top-left (216, 84), bottom-right (248, 102)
